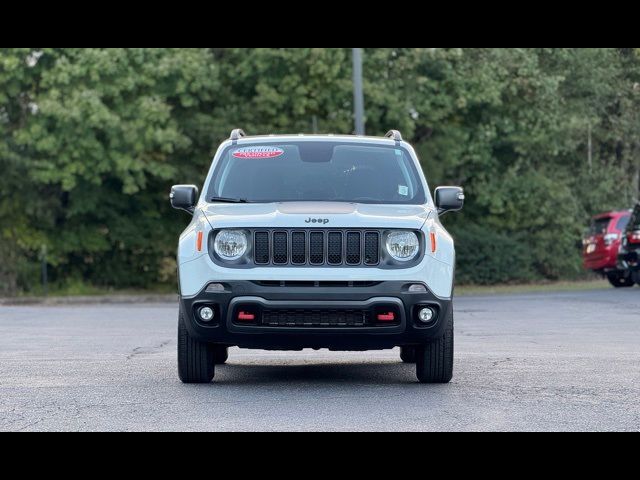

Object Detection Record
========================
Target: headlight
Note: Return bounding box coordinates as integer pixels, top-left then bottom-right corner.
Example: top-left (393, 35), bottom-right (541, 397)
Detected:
top-left (385, 231), bottom-right (419, 262)
top-left (214, 230), bottom-right (248, 260)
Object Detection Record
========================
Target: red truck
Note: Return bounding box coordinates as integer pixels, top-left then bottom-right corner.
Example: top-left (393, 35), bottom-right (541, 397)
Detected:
top-left (583, 210), bottom-right (633, 287)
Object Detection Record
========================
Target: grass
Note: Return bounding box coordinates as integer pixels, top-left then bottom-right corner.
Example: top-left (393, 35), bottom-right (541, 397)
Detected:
top-left (13, 281), bottom-right (175, 298)
top-left (6, 278), bottom-right (611, 300)
top-left (456, 278), bottom-right (610, 296)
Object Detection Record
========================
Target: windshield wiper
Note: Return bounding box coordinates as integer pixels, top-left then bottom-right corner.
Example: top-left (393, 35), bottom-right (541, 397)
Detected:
top-left (209, 196), bottom-right (251, 203)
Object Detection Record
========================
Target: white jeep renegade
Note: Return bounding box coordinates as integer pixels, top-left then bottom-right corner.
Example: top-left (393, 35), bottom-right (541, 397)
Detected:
top-left (171, 129), bottom-right (464, 383)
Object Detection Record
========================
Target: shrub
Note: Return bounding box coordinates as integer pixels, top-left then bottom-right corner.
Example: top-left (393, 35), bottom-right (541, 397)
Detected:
top-left (451, 223), bottom-right (536, 285)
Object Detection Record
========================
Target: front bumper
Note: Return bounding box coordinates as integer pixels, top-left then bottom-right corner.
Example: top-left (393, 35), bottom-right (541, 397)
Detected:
top-left (179, 281), bottom-right (452, 351)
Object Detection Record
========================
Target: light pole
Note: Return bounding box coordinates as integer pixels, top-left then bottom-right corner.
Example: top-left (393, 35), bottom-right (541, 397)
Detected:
top-left (352, 48), bottom-right (365, 135)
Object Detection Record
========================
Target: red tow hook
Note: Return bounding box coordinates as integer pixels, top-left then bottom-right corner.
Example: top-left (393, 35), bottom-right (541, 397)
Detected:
top-left (237, 311), bottom-right (256, 321)
top-left (377, 312), bottom-right (395, 322)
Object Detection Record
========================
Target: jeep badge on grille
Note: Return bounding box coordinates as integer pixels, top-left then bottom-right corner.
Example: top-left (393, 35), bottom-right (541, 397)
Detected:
top-left (305, 218), bottom-right (330, 224)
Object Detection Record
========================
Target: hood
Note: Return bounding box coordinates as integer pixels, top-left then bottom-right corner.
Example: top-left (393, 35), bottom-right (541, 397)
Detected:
top-left (200, 202), bottom-right (430, 230)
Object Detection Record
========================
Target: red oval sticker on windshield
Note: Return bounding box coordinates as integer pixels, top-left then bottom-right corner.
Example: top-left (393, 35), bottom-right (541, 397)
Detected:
top-left (232, 147), bottom-right (285, 159)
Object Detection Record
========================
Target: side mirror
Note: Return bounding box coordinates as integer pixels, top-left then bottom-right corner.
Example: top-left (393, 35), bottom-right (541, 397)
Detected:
top-left (170, 185), bottom-right (199, 214)
top-left (435, 186), bottom-right (464, 215)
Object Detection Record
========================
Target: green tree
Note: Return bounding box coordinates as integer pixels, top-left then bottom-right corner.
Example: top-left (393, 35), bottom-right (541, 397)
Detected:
top-left (1, 48), bottom-right (222, 291)
top-left (1, 48), bottom-right (639, 292)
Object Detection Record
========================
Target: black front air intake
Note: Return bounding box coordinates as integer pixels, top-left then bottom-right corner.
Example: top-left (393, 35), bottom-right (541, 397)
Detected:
top-left (253, 229), bottom-right (381, 267)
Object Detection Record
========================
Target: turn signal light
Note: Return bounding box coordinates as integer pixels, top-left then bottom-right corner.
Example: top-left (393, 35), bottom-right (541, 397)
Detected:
top-left (196, 231), bottom-right (204, 252)
top-left (430, 232), bottom-right (437, 253)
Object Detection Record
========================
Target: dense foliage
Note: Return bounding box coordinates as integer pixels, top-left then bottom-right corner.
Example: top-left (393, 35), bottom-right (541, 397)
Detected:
top-left (1, 48), bottom-right (639, 294)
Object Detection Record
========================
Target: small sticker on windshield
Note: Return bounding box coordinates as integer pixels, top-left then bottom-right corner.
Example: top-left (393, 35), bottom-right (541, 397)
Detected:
top-left (395, 149), bottom-right (402, 156)
top-left (232, 147), bottom-right (285, 159)
top-left (398, 185), bottom-right (409, 196)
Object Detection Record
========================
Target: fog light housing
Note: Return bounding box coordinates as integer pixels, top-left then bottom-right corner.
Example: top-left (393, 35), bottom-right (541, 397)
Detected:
top-left (417, 307), bottom-right (435, 324)
top-left (198, 306), bottom-right (215, 322)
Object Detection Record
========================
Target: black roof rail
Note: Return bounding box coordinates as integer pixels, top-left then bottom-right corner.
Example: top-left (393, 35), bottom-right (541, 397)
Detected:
top-left (230, 129), bottom-right (247, 142)
top-left (385, 130), bottom-right (403, 142)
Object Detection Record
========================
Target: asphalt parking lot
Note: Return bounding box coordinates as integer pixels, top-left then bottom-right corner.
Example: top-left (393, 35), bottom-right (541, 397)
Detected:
top-left (1, 289), bottom-right (639, 431)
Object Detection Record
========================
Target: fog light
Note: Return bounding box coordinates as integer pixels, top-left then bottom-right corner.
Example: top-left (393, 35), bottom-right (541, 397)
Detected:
top-left (199, 306), bottom-right (215, 322)
top-left (418, 307), bottom-right (435, 324)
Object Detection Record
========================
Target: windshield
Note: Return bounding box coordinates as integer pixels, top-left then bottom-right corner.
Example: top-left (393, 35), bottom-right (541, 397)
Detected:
top-left (207, 141), bottom-right (427, 204)
top-left (589, 218), bottom-right (612, 236)
top-left (616, 215), bottom-right (630, 232)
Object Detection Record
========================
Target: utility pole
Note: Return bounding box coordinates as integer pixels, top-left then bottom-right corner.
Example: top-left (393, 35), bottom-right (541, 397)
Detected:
top-left (352, 48), bottom-right (365, 135)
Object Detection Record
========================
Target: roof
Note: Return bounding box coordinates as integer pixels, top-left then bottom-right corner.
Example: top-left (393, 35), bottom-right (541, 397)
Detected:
top-left (592, 210), bottom-right (632, 219)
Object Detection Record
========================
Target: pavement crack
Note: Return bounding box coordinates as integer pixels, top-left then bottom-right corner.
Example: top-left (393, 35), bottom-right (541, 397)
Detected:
top-left (16, 418), bottom-right (45, 432)
top-left (126, 340), bottom-right (171, 360)
top-left (491, 357), bottom-right (512, 367)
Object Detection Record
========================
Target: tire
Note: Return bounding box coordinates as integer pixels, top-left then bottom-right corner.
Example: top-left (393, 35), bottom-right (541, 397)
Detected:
top-left (213, 346), bottom-right (229, 365)
top-left (177, 306), bottom-right (215, 384)
top-left (400, 346), bottom-right (417, 363)
top-left (416, 309), bottom-right (454, 384)
top-left (607, 272), bottom-right (635, 288)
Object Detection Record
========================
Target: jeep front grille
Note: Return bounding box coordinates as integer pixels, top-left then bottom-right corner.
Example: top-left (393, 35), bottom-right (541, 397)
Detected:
top-left (253, 229), bottom-right (381, 267)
